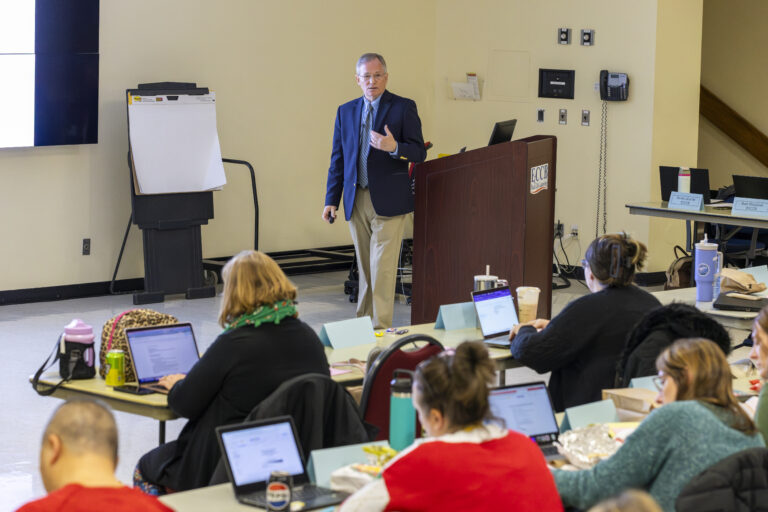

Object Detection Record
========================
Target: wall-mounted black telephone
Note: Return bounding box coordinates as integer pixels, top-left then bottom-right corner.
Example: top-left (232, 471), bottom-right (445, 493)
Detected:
top-left (599, 70), bottom-right (629, 101)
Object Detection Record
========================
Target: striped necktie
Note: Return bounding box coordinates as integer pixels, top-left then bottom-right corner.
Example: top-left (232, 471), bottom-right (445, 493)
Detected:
top-left (358, 103), bottom-right (372, 188)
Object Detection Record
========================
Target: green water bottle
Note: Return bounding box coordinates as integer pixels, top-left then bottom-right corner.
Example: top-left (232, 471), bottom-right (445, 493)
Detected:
top-left (389, 369), bottom-right (416, 451)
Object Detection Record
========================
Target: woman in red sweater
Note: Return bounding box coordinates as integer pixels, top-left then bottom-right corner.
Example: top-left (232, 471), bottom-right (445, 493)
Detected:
top-left (339, 341), bottom-right (563, 512)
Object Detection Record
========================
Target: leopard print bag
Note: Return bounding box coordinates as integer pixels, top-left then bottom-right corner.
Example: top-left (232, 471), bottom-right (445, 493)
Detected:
top-left (99, 309), bottom-right (178, 382)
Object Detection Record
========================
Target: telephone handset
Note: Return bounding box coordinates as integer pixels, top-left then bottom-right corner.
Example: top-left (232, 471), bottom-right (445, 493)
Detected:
top-left (599, 70), bottom-right (629, 101)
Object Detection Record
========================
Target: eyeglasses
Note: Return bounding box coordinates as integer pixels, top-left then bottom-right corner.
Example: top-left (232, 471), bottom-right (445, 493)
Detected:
top-left (652, 375), bottom-right (665, 391)
top-left (358, 73), bottom-right (386, 82)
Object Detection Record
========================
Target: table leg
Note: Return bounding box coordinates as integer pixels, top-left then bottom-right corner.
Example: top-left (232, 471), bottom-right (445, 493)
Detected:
top-left (159, 420), bottom-right (166, 445)
top-left (686, 220), bottom-right (692, 252)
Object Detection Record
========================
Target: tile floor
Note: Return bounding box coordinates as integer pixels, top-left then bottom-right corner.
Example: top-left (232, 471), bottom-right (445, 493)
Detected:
top-left (0, 271), bottom-right (589, 510)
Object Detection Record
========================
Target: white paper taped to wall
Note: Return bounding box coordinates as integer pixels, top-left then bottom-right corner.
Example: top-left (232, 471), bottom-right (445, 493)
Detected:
top-left (128, 93), bottom-right (226, 194)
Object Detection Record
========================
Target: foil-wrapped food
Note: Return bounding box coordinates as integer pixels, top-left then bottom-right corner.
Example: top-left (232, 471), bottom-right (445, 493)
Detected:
top-left (557, 424), bottom-right (622, 469)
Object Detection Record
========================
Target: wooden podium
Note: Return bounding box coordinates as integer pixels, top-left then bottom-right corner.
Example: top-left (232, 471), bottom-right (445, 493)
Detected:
top-left (411, 135), bottom-right (557, 325)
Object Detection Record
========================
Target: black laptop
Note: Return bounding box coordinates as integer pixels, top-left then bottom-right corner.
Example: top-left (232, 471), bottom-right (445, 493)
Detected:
top-left (488, 381), bottom-right (564, 461)
top-left (733, 175), bottom-right (768, 200)
top-left (659, 166), bottom-right (711, 203)
top-left (216, 416), bottom-right (349, 510)
top-left (713, 292), bottom-right (768, 312)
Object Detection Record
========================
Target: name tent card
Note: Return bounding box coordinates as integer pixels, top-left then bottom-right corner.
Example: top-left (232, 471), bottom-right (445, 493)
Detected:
top-left (434, 302), bottom-right (478, 330)
top-left (307, 441), bottom-right (389, 487)
top-left (732, 197), bottom-right (768, 218)
top-left (668, 191), bottom-right (704, 212)
top-left (318, 317), bottom-right (377, 349)
top-left (559, 399), bottom-right (619, 433)
top-left (629, 376), bottom-right (657, 393)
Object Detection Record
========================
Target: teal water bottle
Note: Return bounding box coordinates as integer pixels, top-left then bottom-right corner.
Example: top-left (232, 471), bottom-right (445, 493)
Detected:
top-left (389, 369), bottom-right (416, 451)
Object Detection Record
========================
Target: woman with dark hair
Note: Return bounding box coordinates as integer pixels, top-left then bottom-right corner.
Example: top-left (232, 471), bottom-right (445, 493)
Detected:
top-left (554, 338), bottom-right (764, 512)
top-left (134, 250), bottom-right (329, 493)
top-left (509, 233), bottom-right (661, 411)
top-left (339, 341), bottom-right (562, 512)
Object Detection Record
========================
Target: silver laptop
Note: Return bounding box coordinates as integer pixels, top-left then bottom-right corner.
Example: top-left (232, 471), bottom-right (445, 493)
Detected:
top-left (216, 416), bottom-right (349, 510)
top-left (471, 286), bottom-right (518, 348)
top-left (489, 381), bottom-right (564, 461)
top-left (124, 323), bottom-right (200, 394)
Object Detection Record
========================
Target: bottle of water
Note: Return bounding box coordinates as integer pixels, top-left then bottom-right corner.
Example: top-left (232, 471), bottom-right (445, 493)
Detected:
top-left (389, 370), bottom-right (416, 451)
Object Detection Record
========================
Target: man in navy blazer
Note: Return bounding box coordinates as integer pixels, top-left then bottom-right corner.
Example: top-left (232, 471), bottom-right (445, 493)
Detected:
top-left (322, 53), bottom-right (426, 328)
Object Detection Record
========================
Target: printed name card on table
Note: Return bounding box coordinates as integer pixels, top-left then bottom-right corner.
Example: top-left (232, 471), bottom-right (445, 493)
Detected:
top-left (732, 197), bottom-right (768, 218)
top-left (318, 316), bottom-right (376, 349)
top-left (559, 399), bottom-right (619, 433)
top-left (668, 191), bottom-right (704, 212)
top-left (434, 302), bottom-right (478, 330)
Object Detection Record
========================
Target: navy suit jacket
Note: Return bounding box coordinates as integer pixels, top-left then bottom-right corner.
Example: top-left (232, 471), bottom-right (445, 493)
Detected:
top-left (325, 90), bottom-right (426, 220)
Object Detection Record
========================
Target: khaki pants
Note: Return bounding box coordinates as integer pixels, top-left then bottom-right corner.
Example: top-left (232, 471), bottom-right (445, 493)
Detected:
top-left (349, 188), bottom-right (407, 329)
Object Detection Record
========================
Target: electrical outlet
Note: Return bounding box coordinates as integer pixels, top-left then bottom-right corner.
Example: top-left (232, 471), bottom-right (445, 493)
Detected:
top-left (554, 221), bottom-right (564, 239)
top-left (581, 110), bottom-right (590, 126)
top-left (82, 238), bottom-right (91, 255)
top-left (581, 29), bottom-right (595, 46)
top-left (570, 225), bottom-right (579, 237)
top-left (559, 109), bottom-right (567, 125)
top-left (558, 28), bottom-right (571, 45)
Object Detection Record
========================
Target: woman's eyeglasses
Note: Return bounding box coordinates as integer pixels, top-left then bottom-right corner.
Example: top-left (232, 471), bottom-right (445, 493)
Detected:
top-left (652, 375), bottom-right (664, 391)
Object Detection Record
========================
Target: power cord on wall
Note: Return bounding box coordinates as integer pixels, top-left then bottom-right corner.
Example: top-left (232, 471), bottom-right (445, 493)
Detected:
top-left (595, 100), bottom-right (608, 238)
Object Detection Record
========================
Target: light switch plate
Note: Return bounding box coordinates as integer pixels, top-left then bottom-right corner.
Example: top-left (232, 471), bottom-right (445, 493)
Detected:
top-left (581, 29), bottom-right (595, 46)
top-left (558, 28), bottom-right (571, 45)
top-left (581, 110), bottom-right (590, 126)
top-left (559, 109), bottom-right (567, 125)
top-left (537, 109), bottom-right (545, 122)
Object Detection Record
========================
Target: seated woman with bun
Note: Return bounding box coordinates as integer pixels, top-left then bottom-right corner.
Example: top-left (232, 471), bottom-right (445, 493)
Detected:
top-left (509, 232), bottom-right (661, 411)
top-left (339, 341), bottom-right (562, 512)
top-left (554, 338), bottom-right (764, 512)
top-left (134, 250), bottom-right (330, 493)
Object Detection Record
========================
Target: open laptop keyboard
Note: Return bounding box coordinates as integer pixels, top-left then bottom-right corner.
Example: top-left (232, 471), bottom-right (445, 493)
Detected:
top-left (541, 445), bottom-right (559, 456)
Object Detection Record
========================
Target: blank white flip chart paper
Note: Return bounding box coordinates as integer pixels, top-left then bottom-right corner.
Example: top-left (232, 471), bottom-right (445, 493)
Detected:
top-left (128, 92), bottom-right (227, 194)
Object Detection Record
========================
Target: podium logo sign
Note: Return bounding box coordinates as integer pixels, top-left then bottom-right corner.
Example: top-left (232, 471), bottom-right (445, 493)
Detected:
top-left (530, 164), bottom-right (549, 194)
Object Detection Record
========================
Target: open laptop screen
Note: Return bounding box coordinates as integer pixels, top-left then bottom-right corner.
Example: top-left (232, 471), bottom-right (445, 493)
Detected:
top-left (220, 420), bottom-right (305, 487)
top-left (489, 383), bottom-right (559, 443)
top-left (126, 324), bottom-right (200, 384)
top-left (472, 287), bottom-right (518, 337)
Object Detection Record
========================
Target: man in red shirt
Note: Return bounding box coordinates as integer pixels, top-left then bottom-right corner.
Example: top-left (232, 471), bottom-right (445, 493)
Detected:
top-left (16, 400), bottom-right (171, 512)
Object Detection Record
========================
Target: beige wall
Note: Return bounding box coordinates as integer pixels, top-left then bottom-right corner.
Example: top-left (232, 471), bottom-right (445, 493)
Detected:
top-left (699, 0), bottom-right (768, 188)
top-left (432, 0), bottom-right (702, 271)
top-left (0, 0), bottom-right (707, 291)
top-left (0, 0), bottom-right (436, 290)
top-left (648, 0), bottom-right (704, 268)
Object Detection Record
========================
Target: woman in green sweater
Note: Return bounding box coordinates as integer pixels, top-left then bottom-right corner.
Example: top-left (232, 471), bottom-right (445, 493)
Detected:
top-left (750, 306), bottom-right (768, 443)
top-left (553, 338), bottom-right (764, 512)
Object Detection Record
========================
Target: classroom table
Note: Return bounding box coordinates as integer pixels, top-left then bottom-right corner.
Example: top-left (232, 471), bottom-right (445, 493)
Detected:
top-left (31, 372), bottom-right (177, 444)
top-left (626, 201), bottom-right (768, 254)
top-left (31, 323), bottom-right (518, 444)
top-left (651, 287), bottom-right (756, 333)
top-left (159, 483), bottom-right (255, 511)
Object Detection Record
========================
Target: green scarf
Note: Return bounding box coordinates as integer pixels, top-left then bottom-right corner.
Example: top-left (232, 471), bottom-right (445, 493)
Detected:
top-left (224, 299), bottom-right (297, 332)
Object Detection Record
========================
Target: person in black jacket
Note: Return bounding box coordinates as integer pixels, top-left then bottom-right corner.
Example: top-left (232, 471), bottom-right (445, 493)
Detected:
top-left (615, 303), bottom-right (730, 388)
top-left (508, 233), bottom-right (661, 412)
top-left (133, 250), bottom-right (330, 494)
